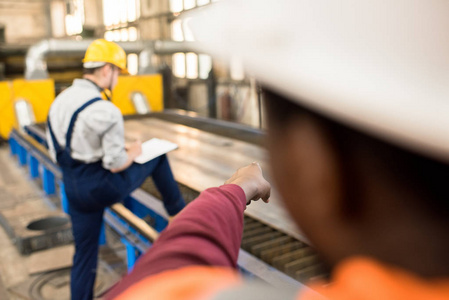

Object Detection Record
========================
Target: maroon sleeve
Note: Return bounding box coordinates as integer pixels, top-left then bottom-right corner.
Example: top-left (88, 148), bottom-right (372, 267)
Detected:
top-left (105, 184), bottom-right (247, 299)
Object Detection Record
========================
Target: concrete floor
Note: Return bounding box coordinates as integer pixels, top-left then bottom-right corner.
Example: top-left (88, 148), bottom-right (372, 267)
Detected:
top-left (0, 220), bottom-right (30, 300)
top-left (0, 146), bottom-right (125, 299)
top-left (0, 146), bottom-right (46, 299)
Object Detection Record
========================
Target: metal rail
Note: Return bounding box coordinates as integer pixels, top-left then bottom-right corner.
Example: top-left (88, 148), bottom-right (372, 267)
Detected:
top-left (8, 129), bottom-right (158, 270)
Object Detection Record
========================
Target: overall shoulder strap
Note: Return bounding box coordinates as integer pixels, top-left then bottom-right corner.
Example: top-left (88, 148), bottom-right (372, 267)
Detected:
top-left (47, 116), bottom-right (61, 152)
top-left (65, 97), bottom-right (103, 151)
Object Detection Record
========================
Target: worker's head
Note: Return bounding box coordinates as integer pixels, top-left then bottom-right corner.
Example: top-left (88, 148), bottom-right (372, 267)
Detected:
top-left (263, 87), bottom-right (449, 276)
top-left (190, 0), bottom-right (449, 276)
top-left (82, 39), bottom-right (128, 91)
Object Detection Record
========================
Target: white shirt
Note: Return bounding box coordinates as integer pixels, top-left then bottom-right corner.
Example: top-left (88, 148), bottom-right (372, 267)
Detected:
top-left (46, 79), bottom-right (128, 170)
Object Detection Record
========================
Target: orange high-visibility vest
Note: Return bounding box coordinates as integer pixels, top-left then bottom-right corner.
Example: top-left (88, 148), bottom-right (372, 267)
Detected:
top-left (110, 258), bottom-right (449, 300)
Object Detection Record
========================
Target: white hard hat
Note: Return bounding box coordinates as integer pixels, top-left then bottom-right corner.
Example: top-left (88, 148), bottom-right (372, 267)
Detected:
top-left (187, 0), bottom-right (449, 162)
top-left (83, 61), bottom-right (106, 69)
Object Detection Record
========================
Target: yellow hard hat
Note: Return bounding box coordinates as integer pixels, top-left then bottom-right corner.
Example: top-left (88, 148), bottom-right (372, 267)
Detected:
top-left (83, 39), bottom-right (128, 74)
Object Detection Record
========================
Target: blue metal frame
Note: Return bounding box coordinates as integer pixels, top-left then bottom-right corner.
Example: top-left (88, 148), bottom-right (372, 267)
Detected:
top-left (105, 209), bottom-right (152, 251)
top-left (24, 125), bottom-right (48, 148)
top-left (8, 129), bottom-right (163, 270)
top-left (121, 237), bottom-right (138, 273)
top-left (9, 138), bottom-right (18, 156)
top-left (42, 167), bottom-right (56, 195)
top-left (124, 196), bottom-right (168, 232)
top-left (18, 144), bottom-right (27, 166)
top-left (28, 154), bottom-right (39, 178)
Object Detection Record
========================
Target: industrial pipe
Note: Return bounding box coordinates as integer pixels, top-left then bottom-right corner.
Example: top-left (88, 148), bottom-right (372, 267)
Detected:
top-left (25, 38), bottom-right (196, 79)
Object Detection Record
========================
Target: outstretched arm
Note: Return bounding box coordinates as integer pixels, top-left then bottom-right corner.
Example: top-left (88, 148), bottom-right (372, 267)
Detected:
top-left (106, 163), bottom-right (270, 298)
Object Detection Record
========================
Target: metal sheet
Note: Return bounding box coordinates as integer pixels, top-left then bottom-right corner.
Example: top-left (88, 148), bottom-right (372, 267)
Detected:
top-left (124, 118), bottom-right (305, 241)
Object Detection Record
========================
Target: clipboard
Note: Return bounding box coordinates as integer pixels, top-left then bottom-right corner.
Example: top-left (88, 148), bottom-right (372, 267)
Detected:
top-left (134, 138), bottom-right (179, 164)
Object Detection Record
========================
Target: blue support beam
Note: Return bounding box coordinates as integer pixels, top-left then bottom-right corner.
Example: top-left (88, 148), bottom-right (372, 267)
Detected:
top-left (18, 145), bottom-right (27, 166)
top-left (124, 196), bottom-right (168, 232)
top-left (42, 167), bottom-right (56, 195)
top-left (28, 155), bottom-right (39, 178)
top-left (121, 237), bottom-right (140, 273)
top-left (9, 138), bottom-right (18, 156)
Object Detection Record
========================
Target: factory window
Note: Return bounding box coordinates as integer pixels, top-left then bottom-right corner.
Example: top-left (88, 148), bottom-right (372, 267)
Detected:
top-left (127, 0), bottom-right (139, 22)
top-left (65, 0), bottom-right (85, 36)
top-left (171, 20), bottom-right (184, 42)
top-left (170, 1), bottom-right (214, 79)
top-left (103, 0), bottom-right (116, 26)
top-left (128, 27), bottom-right (138, 41)
top-left (184, 0), bottom-right (196, 10)
top-left (186, 53), bottom-right (198, 79)
top-left (173, 52), bottom-right (212, 79)
top-left (197, 0), bottom-right (211, 6)
top-left (113, 30), bottom-right (121, 41)
top-left (199, 55), bottom-right (212, 79)
top-left (104, 27), bottom-right (139, 42)
top-left (103, 0), bottom-right (140, 27)
top-left (173, 53), bottom-right (186, 78)
top-left (51, 1), bottom-right (66, 38)
top-left (103, 0), bottom-right (140, 55)
top-left (169, 0), bottom-right (183, 13)
top-left (104, 31), bottom-right (112, 41)
top-left (127, 53), bottom-right (138, 75)
top-left (121, 28), bottom-right (129, 41)
top-left (170, 0), bottom-right (211, 12)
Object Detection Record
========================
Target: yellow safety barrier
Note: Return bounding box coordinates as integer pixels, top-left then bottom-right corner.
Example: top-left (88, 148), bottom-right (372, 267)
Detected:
top-left (0, 79), bottom-right (55, 139)
top-left (112, 74), bottom-right (163, 115)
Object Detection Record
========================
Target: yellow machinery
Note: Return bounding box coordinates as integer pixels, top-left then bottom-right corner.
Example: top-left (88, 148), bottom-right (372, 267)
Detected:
top-left (0, 74), bottom-right (164, 140)
top-left (0, 79), bottom-right (55, 139)
top-left (112, 74), bottom-right (163, 115)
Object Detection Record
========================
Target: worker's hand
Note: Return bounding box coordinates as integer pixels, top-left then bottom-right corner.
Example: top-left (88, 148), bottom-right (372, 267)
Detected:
top-left (111, 140), bottom-right (142, 173)
top-left (126, 139), bottom-right (142, 159)
top-left (225, 162), bottom-right (271, 205)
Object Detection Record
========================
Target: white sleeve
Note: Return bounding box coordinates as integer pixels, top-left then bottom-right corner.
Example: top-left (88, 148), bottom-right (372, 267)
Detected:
top-left (85, 104), bottom-right (128, 170)
top-left (101, 113), bottom-right (128, 170)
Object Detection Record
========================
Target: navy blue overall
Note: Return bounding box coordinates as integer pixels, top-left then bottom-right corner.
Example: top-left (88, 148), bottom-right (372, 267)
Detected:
top-left (47, 97), bottom-right (185, 300)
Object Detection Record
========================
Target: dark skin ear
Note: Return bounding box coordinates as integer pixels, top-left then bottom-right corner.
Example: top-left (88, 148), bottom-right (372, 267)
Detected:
top-left (266, 114), bottom-right (351, 266)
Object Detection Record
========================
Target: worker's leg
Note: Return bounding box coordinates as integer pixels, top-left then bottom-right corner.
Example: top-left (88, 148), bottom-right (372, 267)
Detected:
top-left (117, 155), bottom-right (185, 216)
top-left (69, 206), bottom-right (104, 300)
top-left (150, 155), bottom-right (185, 216)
